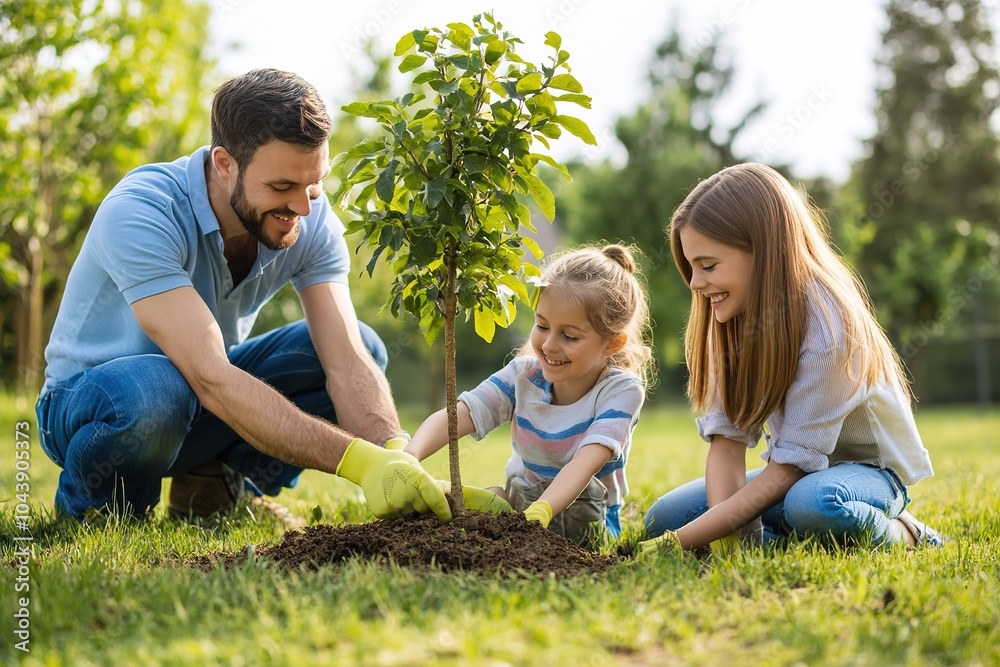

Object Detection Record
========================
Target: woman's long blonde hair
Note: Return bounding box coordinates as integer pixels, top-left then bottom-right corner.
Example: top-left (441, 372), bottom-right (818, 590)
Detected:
top-left (669, 163), bottom-right (910, 431)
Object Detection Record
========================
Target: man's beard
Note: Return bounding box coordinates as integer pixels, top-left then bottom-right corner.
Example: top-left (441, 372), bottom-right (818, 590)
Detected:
top-left (230, 175), bottom-right (300, 250)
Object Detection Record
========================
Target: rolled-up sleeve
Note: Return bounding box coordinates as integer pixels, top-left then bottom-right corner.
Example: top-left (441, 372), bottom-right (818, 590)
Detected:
top-left (579, 377), bottom-right (644, 460)
top-left (695, 394), bottom-right (761, 447)
top-left (458, 359), bottom-right (518, 440)
top-left (766, 346), bottom-right (867, 473)
top-left (696, 409), bottom-right (761, 448)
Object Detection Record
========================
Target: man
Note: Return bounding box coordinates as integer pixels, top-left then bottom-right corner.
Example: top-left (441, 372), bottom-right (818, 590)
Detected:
top-left (35, 69), bottom-right (451, 526)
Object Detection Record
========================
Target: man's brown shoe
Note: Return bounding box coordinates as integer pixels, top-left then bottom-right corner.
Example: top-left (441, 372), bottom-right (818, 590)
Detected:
top-left (168, 461), bottom-right (304, 530)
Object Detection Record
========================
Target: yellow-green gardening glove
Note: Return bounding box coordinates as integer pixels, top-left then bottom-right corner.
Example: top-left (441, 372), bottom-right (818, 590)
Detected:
top-left (523, 500), bottom-right (553, 528)
top-left (709, 532), bottom-right (741, 557)
top-left (435, 481), bottom-right (514, 514)
top-left (382, 437), bottom-right (409, 451)
top-left (636, 530), bottom-right (682, 559)
top-left (336, 438), bottom-right (452, 522)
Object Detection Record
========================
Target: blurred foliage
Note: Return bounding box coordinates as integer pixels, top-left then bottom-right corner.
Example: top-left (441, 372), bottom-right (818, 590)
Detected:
top-left (841, 0), bottom-right (1000, 401)
top-left (553, 28), bottom-right (767, 400)
top-left (0, 0), bottom-right (213, 390)
top-left (3, 2), bottom-right (995, 407)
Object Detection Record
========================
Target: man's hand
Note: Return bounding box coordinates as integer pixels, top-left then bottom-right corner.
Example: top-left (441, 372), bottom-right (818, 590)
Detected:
top-left (382, 437), bottom-right (408, 451)
top-left (336, 439), bottom-right (452, 521)
top-left (435, 482), bottom-right (514, 515)
top-left (523, 500), bottom-right (553, 528)
top-left (636, 530), bottom-right (682, 559)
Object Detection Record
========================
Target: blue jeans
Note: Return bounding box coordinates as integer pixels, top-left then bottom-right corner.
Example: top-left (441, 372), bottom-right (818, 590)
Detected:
top-left (644, 463), bottom-right (912, 547)
top-left (35, 320), bottom-right (387, 519)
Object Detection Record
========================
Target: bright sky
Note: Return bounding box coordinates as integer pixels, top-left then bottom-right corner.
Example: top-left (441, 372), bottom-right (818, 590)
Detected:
top-left (209, 0), bottom-right (888, 182)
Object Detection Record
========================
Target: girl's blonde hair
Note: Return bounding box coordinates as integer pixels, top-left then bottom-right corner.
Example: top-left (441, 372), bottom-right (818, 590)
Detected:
top-left (669, 163), bottom-right (910, 431)
top-left (526, 244), bottom-right (655, 388)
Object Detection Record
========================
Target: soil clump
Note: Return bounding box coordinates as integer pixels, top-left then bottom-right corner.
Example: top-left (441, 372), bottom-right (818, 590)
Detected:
top-left (187, 511), bottom-right (621, 578)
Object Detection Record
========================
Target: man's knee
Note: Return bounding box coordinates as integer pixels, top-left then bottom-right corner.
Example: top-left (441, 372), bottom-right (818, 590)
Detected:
top-left (78, 356), bottom-right (197, 464)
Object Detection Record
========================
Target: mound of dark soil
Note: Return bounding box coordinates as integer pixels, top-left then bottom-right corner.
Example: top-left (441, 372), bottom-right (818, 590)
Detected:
top-left (187, 511), bottom-right (621, 578)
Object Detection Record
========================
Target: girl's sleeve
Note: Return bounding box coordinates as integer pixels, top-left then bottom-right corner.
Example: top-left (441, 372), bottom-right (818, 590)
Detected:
top-left (580, 375), bottom-right (645, 460)
top-left (695, 400), bottom-right (762, 448)
top-left (457, 359), bottom-right (519, 440)
top-left (765, 345), bottom-right (867, 473)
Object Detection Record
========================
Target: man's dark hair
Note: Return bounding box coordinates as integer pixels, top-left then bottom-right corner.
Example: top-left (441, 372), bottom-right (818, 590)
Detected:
top-left (210, 68), bottom-right (331, 169)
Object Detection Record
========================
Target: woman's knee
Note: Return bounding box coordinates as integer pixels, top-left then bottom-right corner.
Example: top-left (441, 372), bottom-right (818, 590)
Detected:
top-left (644, 477), bottom-right (710, 537)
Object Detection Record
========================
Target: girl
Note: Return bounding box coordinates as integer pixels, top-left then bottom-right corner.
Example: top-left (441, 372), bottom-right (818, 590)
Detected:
top-left (405, 245), bottom-right (654, 544)
top-left (642, 163), bottom-right (941, 554)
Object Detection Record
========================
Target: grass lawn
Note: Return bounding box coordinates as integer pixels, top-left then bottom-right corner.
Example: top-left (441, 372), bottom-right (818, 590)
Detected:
top-left (1, 393), bottom-right (998, 666)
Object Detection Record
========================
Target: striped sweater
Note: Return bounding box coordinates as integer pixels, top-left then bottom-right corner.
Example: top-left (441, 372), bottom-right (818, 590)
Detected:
top-left (459, 356), bottom-right (645, 510)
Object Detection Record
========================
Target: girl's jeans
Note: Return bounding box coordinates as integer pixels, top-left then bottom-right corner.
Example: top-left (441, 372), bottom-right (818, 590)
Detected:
top-left (644, 463), bottom-right (912, 547)
top-left (35, 320), bottom-right (387, 519)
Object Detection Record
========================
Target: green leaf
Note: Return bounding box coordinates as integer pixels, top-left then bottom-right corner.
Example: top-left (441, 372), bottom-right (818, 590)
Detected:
top-left (485, 39), bottom-right (507, 65)
top-left (399, 54), bottom-right (427, 73)
top-left (499, 273), bottom-right (529, 302)
top-left (537, 123), bottom-right (562, 139)
top-left (333, 138), bottom-right (386, 169)
top-left (553, 114), bottom-right (597, 145)
top-left (427, 174), bottom-right (447, 207)
top-left (544, 31), bottom-right (562, 51)
top-left (515, 203), bottom-right (534, 231)
top-left (473, 306), bottom-right (496, 343)
top-left (419, 306), bottom-right (444, 344)
top-left (416, 32), bottom-right (438, 53)
top-left (464, 152), bottom-right (487, 174)
top-left (394, 32), bottom-right (417, 56)
top-left (342, 101), bottom-right (371, 117)
top-left (524, 173), bottom-right (555, 221)
top-left (553, 93), bottom-right (592, 109)
top-left (446, 22), bottom-right (474, 49)
top-left (366, 243), bottom-right (388, 277)
top-left (438, 80), bottom-right (459, 95)
top-left (376, 160), bottom-right (398, 204)
top-left (522, 236), bottom-right (544, 259)
top-left (529, 153), bottom-right (571, 180)
top-left (516, 72), bottom-right (543, 95)
top-left (413, 71), bottom-right (440, 85)
top-left (526, 91), bottom-right (557, 118)
top-left (548, 73), bottom-right (583, 93)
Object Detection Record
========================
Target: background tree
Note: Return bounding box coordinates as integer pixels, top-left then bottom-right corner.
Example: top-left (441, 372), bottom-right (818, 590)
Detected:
top-left (0, 0), bottom-right (212, 391)
top-left (842, 0), bottom-right (1000, 402)
top-left (337, 14), bottom-right (594, 513)
top-left (556, 28), bottom-right (767, 398)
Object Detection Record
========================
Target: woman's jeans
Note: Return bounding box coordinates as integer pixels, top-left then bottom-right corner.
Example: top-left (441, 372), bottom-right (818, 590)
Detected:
top-left (644, 464), bottom-right (912, 547)
top-left (35, 320), bottom-right (387, 519)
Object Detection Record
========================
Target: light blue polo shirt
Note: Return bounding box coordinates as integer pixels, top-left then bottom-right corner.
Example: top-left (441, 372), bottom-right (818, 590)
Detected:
top-left (42, 146), bottom-right (350, 392)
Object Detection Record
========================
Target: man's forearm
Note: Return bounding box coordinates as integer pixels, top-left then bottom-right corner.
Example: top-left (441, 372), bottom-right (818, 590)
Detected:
top-left (326, 354), bottom-right (404, 445)
top-left (201, 364), bottom-right (352, 474)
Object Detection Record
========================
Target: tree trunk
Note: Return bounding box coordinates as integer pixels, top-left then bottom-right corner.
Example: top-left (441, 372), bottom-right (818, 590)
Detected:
top-left (26, 234), bottom-right (44, 392)
top-left (444, 247), bottom-right (465, 516)
top-left (15, 235), bottom-right (44, 393)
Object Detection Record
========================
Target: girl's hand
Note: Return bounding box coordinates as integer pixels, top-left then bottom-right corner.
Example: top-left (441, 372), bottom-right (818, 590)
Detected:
top-left (435, 481), bottom-right (514, 514)
top-left (523, 500), bottom-right (553, 528)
